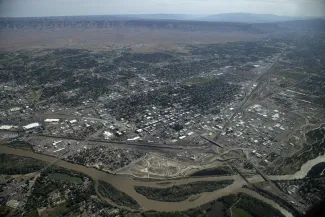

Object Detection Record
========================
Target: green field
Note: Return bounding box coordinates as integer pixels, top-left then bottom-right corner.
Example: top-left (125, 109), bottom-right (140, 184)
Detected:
top-left (232, 207), bottom-right (253, 217)
top-left (98, 180), bottom-right (140, 210)
top-left (135, 180), bottom-right (234, 202)
top-left (0, 206), bottom-right (13, 216)
top-left (0, 153), bottom-right (46, 175)
top-left (4, 141), bottom-right (33, 151)
top-left (24, 210), bottom-right (39, 217)
top-left (190, 167), bottom-right (234, 177)
top-left (205, 201), bottom-right (224, 217)
top-left (47, 173), bottom-right (83, 184)
top-left (219, 193), bottom-right (285, 217)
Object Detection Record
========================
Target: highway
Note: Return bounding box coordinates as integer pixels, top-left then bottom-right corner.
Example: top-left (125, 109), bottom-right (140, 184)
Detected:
top-left (200, 135), bottom-right (223, 148)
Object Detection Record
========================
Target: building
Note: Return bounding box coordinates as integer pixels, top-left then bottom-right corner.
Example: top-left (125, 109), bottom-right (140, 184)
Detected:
top-left (0, 125), bottom-right (17, 130)
top-left (103, 131), bottom-right (113, 139)
top-left (9, 107), bottom-right (21, 112)
top-left (127, 136), bottom-right (140, 141)
top-left (23, 122), bottom-right (41, 130)
top-left (45, 118), bottom-right (60, 123)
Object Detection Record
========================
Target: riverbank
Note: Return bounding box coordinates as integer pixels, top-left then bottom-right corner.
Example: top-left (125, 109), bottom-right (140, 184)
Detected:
top-left (1, 145), bottom-right (314, 216)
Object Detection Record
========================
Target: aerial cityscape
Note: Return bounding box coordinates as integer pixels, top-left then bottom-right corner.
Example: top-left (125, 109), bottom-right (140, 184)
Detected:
top-left (0, 2), bottom-right (325, 217)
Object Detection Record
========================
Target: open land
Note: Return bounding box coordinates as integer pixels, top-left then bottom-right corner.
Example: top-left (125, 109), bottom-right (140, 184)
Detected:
top-left (134, 180), bottom-right (234, 202)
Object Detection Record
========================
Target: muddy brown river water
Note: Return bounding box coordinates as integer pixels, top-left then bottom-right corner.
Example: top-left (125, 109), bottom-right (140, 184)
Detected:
top-left (2, 146), bottom-right (324, 217)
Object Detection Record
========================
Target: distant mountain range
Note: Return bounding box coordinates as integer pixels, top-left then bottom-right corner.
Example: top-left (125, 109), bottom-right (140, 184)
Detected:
top-left (1, 13), bottom-right (324, 32)
top-left (198, 13), bottom-right (322, 23)
top-left (1, 13), bottom-right (323, 23)
top-left (80, 13), bottom-right (323, 23)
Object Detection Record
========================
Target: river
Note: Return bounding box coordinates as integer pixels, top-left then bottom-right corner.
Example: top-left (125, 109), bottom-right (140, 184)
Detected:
top-left (2, 146), bottom-right (323, 216)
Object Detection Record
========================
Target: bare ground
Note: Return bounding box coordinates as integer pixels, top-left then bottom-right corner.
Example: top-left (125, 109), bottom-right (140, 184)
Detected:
top-left (0, 28), bottom-right (266, 52)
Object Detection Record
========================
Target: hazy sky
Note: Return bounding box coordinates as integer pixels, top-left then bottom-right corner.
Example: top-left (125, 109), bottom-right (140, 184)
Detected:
top-left (0, 0), bottom-right (324, 17)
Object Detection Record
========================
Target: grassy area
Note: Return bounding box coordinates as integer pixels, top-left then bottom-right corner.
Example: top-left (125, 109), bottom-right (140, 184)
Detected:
top-left (47, 173), bottom-right (83, 184)
top-left (24, 210), bottom-right (39, 217)
top-left (190, 166), bottom-right (234, 177)
top-left (156, 181), bottom-right (172, 186)
top-left (135, 180), bottom-right (234, 202)
top-left (0, 206), bottom-right (13, 216)
top-left (98, 180), bottom-right (140, 210)
top-left (306, 162), bottom-right (325, 178)
top-left (29, 88), bottom-right (43, 103)
top-left (0, 154), bottom-right (77, 177)
top-left (219, 193), bottom-right (285, 217)
top-left (142, 212), bottom-right (190, 217)
top-left (139, 192), bottom-right (284, 217)
top-left (142, 212), bottom-right (189, 217)
top-left (4, 141), bottom-right (33, 151)
top-left (0, 153), bottom-right (46, 175)
top-left (232, 207), bottom-right (253, 217)
top-left (275, 70), bottom-right (306, 81)
top-left (40, 202), bottom-right (72, 217)
top-left (25, 170), bottom-right (94, 215)
top-left (185, 76), bottom-right (217, 85)
top-left (205, 201), bottom-right (224, 217)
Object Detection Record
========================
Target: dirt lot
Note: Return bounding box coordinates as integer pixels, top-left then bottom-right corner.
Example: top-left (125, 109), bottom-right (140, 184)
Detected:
top-left (0, 28), bottom-right (265, 52)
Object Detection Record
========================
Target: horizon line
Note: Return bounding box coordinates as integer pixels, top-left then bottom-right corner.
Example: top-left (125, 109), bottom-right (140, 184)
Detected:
top-left (0, 12), bottom-right (323, 19)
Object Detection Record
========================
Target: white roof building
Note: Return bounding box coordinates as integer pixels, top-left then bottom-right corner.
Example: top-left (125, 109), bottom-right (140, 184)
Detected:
top-left (23, 122), bottom-right (40, 130)
top-left (0, 125), bottom-right (17, 130)
top-left (127, 136), bottom-right (140, 141)
top-left (136, 129), bottom-right (143, 133)
top-left (103, 131), bottom-right (113, 139)
top-left (45, 118), bottom-right (60, 123)
top-left (9, 107), bottom-right (21, 112)
top-left (52, 140), bottom-right (62, 146)
top-left (53, 147), bottom-right (65, 153)
top-left (272, 113), bottom-right (280, 120)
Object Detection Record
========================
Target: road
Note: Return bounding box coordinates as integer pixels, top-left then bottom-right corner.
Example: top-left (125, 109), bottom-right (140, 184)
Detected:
top-left (200, 135), bottom-right (223, 148)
